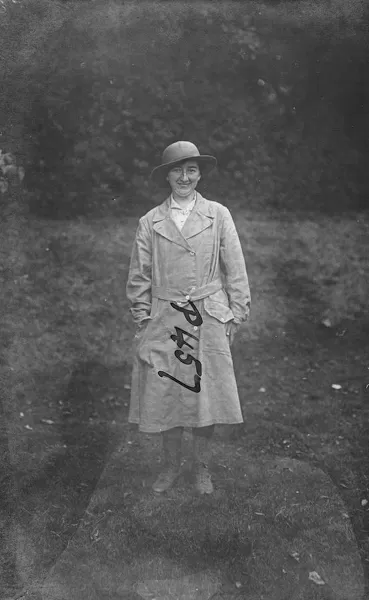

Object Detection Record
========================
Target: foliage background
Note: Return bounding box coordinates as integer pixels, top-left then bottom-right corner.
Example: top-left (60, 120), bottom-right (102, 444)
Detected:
top-left (1, 0), bottom-right (368, 218)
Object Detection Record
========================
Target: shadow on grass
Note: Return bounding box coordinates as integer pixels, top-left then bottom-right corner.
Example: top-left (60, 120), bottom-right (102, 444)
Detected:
top-left (14, 360), bottom-right (121, 590)
top-left (0, 400), bottom-right (17, 594)
top-left (94, 436), bottom-right (255, 592)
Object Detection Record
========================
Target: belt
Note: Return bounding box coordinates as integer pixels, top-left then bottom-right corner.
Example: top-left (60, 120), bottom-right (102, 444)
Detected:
top-left (152, 278), bottom-right (223, 302)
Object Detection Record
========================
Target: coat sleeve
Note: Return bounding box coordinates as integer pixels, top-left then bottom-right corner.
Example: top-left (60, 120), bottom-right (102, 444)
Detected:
top-left (219, 206), bottom-right (251, 324)
top-left (126, 217), bottom-right (152, 325)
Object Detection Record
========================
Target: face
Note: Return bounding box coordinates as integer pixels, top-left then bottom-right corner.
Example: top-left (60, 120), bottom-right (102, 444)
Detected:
top-left (166, 160), bottom-right (201, 198)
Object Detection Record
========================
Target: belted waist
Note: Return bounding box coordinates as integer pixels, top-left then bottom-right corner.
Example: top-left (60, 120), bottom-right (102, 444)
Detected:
top-left (152, 278), bottom-right (223, 302)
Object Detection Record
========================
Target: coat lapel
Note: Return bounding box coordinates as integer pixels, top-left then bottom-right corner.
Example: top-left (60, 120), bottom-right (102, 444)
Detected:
top-left (152, 193), bottom-right (215, 248)
top-left (152, 197), bottom-right (192, 251)
top-left (181, 193), bottom-right (215, 240)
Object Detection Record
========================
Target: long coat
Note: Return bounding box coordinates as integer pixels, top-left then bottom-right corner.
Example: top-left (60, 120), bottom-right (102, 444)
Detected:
top-left (126, 192), bottom-right (250, 433)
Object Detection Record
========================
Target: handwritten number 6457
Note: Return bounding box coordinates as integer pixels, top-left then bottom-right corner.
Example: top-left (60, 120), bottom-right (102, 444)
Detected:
top-left (171, 326), bottom-right (198, 350)
top-left (174, 350), bottom-right (202, 376)
top-left (158, 371), bottom-right (201, 393)
top-left (171, 300), bottom-right (203, 326)
top-left (158, 299), bottom-right (203, 393)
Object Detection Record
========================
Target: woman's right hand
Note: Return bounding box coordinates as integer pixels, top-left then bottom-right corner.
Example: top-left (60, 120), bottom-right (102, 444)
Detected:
top-left (226, 320), bottom-right (240, 346)
top-left (134, 318), bottom-right (150, 340)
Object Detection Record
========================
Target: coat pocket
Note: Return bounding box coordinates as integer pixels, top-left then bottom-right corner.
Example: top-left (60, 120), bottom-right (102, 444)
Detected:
top-left (136, 311), bottom-right (174, 368)
top-left (203, 289), bottom-right (234, 323)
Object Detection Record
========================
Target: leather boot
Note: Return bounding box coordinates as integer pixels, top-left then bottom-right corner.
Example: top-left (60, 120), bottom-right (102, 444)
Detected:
top-left (152, 427), bottom-right (183, 493)
top-left (192, 426), bottom-right (214, 495)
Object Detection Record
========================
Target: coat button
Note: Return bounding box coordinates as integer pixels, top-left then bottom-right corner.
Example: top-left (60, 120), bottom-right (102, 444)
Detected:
top-left (194, 326), bottom-right (198, 331)
top-left (221, 317), bottom-right (225, 322)
top-left (190, 251), bottom-right (195, 256)
top-left (185, 295), bottom-right (190, 300)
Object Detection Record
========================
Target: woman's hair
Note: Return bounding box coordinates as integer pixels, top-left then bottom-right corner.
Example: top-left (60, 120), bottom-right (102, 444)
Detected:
top-left (167, 159), bottom-right (201, 175)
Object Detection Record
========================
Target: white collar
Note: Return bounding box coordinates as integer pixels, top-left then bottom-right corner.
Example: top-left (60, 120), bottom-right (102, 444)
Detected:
top-left (170, 192), bottom-right (197, 210)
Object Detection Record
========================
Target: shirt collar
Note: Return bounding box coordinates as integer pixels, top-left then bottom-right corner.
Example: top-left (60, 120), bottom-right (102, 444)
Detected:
top-left (170, 192), bottom-right (197, 211)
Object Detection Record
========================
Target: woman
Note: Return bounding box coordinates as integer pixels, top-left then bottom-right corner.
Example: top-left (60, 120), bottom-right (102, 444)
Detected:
top-left (126, 141), bottom-right (250, 495)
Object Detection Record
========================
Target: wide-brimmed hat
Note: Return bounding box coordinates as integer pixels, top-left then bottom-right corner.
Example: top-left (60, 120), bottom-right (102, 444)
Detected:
top-left (150, 141), bottom-right (217, 185)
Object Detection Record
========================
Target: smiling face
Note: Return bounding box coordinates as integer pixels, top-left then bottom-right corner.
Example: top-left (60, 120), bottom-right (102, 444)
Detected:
top-left (166, 160), bottom-right (201, 200)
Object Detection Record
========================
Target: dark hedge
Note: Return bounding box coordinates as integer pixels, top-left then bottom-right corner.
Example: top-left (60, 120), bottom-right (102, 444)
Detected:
top-left (1, 0), bottom-right (368, 218)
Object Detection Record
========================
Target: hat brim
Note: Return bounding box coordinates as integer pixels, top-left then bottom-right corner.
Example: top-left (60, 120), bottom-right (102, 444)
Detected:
top-left (150, 155), bottom-right (217, 186)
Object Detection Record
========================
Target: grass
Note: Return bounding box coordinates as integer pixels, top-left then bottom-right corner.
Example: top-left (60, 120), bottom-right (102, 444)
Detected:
top-left (39, 428), bottom-right (366, 599)
top-left (0, 201), bottom-right (368, 597)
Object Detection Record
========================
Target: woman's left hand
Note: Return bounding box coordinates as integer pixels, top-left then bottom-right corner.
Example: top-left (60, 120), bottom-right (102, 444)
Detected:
top-left (226, 320), bottom-right (240, 346)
